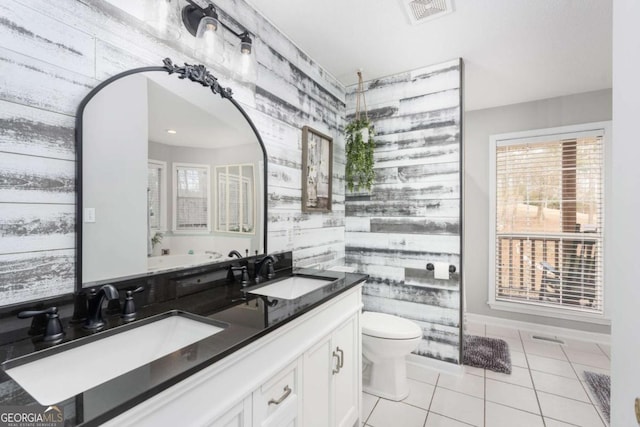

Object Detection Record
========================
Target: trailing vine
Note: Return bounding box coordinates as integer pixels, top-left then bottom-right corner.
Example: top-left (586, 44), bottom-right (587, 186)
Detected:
top-left (345, 70), bottom-right (375, 192)
top-left (345, 119), bottom-right (375, 192)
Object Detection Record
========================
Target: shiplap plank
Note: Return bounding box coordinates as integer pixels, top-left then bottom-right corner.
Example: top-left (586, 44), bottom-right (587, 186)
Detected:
top-left (0, 152), bottom-right (74, 203)
top-left (370, 217), bottom-right (459, 234)
top-left (268, 163), bottom-right (301, 190)
top-left (346, 199), bottom-right (459, 218)
top-left (372, 107), bottom-right (460, 137)
top-left (370, 171), bottom-right (459, 188)
top-left (0, 46), bottom-right (97, 115)
top-left (345, 217), bottom-right (370, 232)
top-left (293, 242), bottom-right (345, 268)
top-left (269, 211), bottom-right (345, 232)
top-left (0, 249), bottom-right (75, 306)
top-left (375, 162), bottom-right (459, 185)
top-left (0, 0), bottom-right (95, 76)
top-left (374, 145), bottom-right (459, 168)
top-left (375, 126), bottom-right (460, 153)
top-left (344, 232), bottom-right (460, 254)
top-left (0, 100), bottom-right (75, 160)
top-left (391, 283), bottom-right (460, 310)
top-left (0, 204), bottom-right (74, 253)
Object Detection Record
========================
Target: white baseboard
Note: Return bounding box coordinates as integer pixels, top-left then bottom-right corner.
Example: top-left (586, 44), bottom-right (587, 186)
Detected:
top-left (406, 353), bottom-right (463, 377)
top-left (465, 312), bottom-right (611, 345)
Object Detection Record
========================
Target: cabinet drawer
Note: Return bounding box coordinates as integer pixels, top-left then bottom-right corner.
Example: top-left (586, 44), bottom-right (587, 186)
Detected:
top-left (255, 360), bottom-right (298, 421)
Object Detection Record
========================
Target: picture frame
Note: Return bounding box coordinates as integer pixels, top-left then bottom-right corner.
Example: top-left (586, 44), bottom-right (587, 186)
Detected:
top-left (302, 126), bottom-right (333, 212)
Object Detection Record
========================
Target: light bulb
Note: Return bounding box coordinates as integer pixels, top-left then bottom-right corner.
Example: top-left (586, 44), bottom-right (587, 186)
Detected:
top-left (195, 16), bottom-right (220, 63)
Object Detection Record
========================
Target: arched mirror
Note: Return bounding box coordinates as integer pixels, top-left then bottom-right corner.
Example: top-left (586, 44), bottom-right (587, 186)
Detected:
top-left (77, 59), bottom-right (267, 288)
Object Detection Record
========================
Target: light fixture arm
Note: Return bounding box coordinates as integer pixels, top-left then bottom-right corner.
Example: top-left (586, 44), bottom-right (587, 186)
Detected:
top-left (182, 0), bottom-right (253, 54)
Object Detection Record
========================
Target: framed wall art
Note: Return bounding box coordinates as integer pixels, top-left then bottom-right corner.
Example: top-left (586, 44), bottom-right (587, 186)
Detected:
top-left (302, 126), bottom-right (333, 212)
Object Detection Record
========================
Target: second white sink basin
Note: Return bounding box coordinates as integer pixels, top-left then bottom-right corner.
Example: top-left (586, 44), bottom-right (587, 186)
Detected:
top-left (250, 276), bottom-right (335, 300)
top-left (3, 312), bottom-right (224, 405)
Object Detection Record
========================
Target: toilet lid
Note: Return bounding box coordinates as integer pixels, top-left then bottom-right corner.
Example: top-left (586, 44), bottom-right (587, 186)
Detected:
top-left (361, 312), bottom-right (422, 340)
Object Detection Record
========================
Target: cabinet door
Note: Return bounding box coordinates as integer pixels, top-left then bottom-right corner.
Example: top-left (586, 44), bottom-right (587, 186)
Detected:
top-left (207, 396), bottom-right (251, 427)
top-left (333, 316), bottom-right (359, 427)
top-left (302, 335), bottom-right (333, 427)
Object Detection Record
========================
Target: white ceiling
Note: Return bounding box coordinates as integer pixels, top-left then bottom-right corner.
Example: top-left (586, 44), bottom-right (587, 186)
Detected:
top-left (247, 0), bottom-right (612, 111)
top-left (146, 73), bottom-right (257, 148)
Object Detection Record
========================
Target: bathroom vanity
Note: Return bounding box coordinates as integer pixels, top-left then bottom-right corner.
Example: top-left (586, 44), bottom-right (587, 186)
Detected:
top-left (0, 260), bottom-right (366, 426)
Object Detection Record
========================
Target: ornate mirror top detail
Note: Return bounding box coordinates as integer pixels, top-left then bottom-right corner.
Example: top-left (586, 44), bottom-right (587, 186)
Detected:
top-left (162, 58), bottom-right (232, 98)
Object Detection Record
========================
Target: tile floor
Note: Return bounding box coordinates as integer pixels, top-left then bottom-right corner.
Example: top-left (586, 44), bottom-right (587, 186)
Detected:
top-left (361, 322), bottom-right (610, 427)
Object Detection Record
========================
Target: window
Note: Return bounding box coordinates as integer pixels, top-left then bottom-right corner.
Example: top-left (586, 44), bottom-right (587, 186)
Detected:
top-left (489, 123), bottom-right (609, 319)
top-left (216, 164), bottom-right (255, 234)
top-left (173, 163), bottom-right (210, 232)
top-left (148, 160), bottom-right (167, 231)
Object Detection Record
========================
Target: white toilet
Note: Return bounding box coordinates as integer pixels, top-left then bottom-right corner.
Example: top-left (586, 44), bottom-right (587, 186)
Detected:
top-left (361, 311), bottom-right (423, 400)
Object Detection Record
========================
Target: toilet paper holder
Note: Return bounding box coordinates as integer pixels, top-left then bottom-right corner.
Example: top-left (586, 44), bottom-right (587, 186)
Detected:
top-left (426, 263), bottom-right (456, 275)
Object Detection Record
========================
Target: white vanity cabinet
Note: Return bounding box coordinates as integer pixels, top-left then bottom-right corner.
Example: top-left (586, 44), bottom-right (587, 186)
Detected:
top-left (208, 396), bottom-right (252, 427)
top-left (253, 360), bottom-right (301, 427)
top-left (302, 315), bottom-right (359, 427)
top-left (103, 284), bottom-right (362, 427)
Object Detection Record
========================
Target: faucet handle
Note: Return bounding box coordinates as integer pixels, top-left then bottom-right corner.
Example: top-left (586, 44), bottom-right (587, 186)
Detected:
top-left (121, 286), bottom-right (144, 322)
top-left (230, 266), bottom-right (250, 286)
top-left (18, 307), bottom-right (64, 343)
top-left (266, 260), bottom-right (275, 279)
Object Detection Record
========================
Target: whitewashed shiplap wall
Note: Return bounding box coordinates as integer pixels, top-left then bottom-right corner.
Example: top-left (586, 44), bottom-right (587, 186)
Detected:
top-left (0, 0), bottom-right (346, 306)
top-left (345, 59), bottom-right (462, 363)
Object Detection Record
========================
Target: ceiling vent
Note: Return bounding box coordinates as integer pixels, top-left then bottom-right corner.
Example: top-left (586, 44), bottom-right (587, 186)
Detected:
top-left (402, 0), bottom-right (454, 25)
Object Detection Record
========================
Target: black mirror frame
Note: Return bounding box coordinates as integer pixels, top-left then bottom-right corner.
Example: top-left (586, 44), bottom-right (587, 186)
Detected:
top-left (74, 58), bottom-right (268, 291)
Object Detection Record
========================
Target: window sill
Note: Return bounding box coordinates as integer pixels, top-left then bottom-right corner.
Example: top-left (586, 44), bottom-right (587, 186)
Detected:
top-left (487, 300), bottom-right (611, 325)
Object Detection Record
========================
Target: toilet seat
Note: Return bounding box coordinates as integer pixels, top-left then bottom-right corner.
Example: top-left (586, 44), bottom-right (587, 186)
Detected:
top-left (361, 312), bottom-right (422, 340)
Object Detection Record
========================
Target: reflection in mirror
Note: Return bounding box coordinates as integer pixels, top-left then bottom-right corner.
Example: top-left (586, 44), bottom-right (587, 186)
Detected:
top-left (216, 164), bottom-right (255, 234)
top-left (80, 67), bottom-right (265, 286)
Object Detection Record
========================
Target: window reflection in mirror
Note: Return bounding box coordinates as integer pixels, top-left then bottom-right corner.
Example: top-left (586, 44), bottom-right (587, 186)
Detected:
top-left (80, 69), bottom-right (265, 286)
top-left (173, 163), bottom-right (211, 232)
top-left (216, 164), bottom-right (255, 234)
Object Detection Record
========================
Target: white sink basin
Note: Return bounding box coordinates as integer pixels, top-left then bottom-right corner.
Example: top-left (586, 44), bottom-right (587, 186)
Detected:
top-left (250, 276), bottom-right (335, 300)
top-left (3, 313), bottom-right (224, 405)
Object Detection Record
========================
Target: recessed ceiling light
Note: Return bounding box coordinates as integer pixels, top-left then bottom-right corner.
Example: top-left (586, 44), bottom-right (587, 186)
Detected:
top-left (166, 129), bottom-right (177, 134)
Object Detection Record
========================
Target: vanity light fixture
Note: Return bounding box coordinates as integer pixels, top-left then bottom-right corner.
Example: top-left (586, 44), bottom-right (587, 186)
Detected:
top-left (181, 0), bottom-right (253, 59)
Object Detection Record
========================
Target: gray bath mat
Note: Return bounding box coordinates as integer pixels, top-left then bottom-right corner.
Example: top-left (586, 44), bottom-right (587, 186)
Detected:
top-left (463, 335), bottom-right (512, 374)
top-left (584, 371), bottom-right (610, 423)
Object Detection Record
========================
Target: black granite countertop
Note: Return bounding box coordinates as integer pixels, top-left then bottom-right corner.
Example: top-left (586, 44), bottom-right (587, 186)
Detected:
top-left (0, 265), bottom-right (366, 426)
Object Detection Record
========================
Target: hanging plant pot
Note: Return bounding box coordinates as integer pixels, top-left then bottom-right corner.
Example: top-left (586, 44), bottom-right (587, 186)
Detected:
top-left (345, 118), bottom-right (375, 192)
top-left (345, 70), bottom-right (375, 193)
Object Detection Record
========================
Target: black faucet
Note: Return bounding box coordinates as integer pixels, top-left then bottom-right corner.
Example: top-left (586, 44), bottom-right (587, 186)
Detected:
top-left (84, 284), bottom-right (119, 331)
top-left (228, 250), bottom-right (243, 259)
top-left (254, 255), bottom-right (276, 282)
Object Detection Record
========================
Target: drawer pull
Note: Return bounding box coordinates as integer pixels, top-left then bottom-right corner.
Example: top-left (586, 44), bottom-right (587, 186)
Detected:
top-left (268, 385), bottom-right (291, 405)
top-left (336, 347), bottom-right (344, 368)
top-left (332, 351), bottom-right (340, 374)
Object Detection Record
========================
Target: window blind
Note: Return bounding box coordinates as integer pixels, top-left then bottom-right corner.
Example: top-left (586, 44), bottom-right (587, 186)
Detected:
top-left (175, 165), bottom-right (209, 231)
top-left (495, 135), bottom-right (604, 313)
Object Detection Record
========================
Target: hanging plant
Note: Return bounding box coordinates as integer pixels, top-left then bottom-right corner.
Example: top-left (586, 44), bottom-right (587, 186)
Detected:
top-left (345, 71), bottom-right (375, 192)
